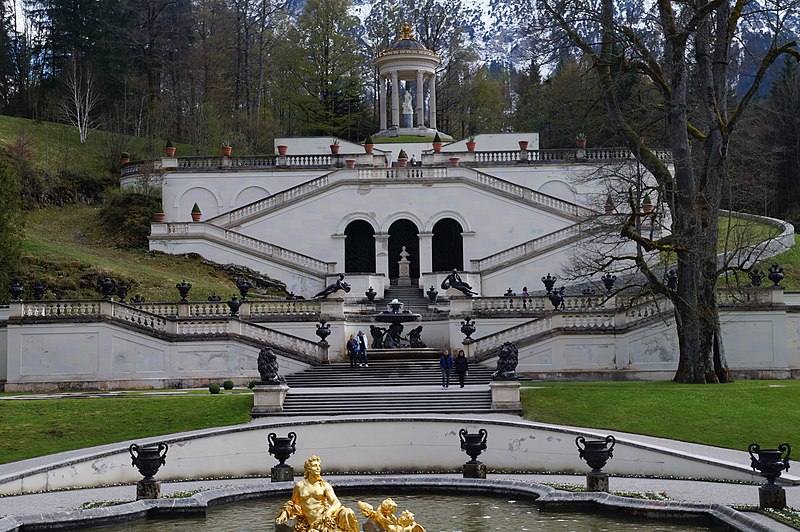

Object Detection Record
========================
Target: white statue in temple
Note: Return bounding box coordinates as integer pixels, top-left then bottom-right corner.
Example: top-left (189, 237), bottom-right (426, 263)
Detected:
top-left (402, 91), bottom-right (413, 115)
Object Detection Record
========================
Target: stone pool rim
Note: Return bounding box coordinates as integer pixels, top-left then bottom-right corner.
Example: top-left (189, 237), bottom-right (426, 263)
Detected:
top-left (0, 476), bottom-right (773, 532)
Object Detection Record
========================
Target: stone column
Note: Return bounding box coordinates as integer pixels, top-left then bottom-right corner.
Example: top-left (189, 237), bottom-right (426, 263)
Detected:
top-left (331, 234), bottom-right (347, 274)
top-left (379, 75), bottom-right (387, 131)
top-left (461, 231), bottom-right (476, 273)
top-left (418, 232), bottom-right (433, 286)
top-left (429, 74), bottom-right (437, 130)
top-left (391, 70), bottom-right (400, 128)
top-left (416, 70), bottom-right (424, 127)
top-left (374, 233), bottom-right (390, 280)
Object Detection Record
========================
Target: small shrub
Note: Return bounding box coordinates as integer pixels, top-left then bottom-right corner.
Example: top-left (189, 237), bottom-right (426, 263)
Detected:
top-left (191, 202), bottom-right (201, 214)
top-left (398, 149), bottom-right (408, 159)
top-left (248, 380), bottom-right (259, 389)
top-left (433, 132), bottom-right (441, 143)
top-left (223, 379), bottom-right (234, 390)
top-left (208, 383), bottom-right (221, 394)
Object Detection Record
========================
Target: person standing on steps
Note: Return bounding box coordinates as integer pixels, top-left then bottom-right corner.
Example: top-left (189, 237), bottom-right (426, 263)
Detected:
top-left (346, 334), bottom-right (358, 368)
top-left (439, 348), bottom-right (453, 389)
top-left (454, 349), bottom-right (469, 388)
top-left (357, 330), bottom-right (369, 367)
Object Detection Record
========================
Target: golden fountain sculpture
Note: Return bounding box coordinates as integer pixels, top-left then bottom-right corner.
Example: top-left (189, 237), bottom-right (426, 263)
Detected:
top-left (358, 497), bottom-right (426, 532)
top-left (275, 455), bottom-right (359, 532)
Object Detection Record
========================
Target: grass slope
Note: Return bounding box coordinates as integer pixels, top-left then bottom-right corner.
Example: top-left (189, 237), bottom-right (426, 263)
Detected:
top-left (19, 205), bottom-right (242, 301)
top-left (522, 381), bottom-right (800, 450)
top-left (0, 394), bottom-right (252, 464)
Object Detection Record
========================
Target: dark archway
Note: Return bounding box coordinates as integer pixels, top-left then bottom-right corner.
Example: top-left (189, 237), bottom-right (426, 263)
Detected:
top-left (432, 218), bottom-right (464, 271)
top-left (344, 220), bottom-right (376, 273)
top-left (388, 219), bottom-right (420, 280)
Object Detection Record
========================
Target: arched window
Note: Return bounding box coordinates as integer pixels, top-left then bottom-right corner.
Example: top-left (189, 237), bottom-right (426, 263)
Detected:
top-left (344, 221), bottom-right (376, 273)
top-left (432, 218), bottom-right (464, 271)
top-left (388, 219), bottom-right (420, 280)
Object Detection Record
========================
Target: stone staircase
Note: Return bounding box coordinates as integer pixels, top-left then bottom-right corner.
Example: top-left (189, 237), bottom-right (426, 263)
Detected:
top-left (275, 356), bottom-right (497, 415)
top-left (373, 286), bottom-right (438, 316)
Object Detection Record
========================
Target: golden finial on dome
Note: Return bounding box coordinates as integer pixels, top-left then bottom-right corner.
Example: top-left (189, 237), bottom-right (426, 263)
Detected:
top-left (399, 21), bottom-right (415, 40)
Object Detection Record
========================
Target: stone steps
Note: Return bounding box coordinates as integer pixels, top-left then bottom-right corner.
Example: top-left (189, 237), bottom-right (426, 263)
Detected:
top-left (279, 389), bottom-right (493, 415)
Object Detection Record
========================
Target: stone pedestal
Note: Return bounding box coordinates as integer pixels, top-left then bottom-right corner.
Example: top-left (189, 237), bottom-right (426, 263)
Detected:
top-left (271, 464), bottom-right (294, 482)
top-left (397, 246), bottom-right (412, 286)
top-left (319, 299), bottom-right (345, 319)
top-left (251, 383), bottom-right (290, 415)
top-left (586, 473), bottom-right (609, 492)
top-left (759, 485), bottom-right (787, 509)
top-left (463, 462), bottom-right (486, 479)
top-left (136, 479), bottom-right (161, 499)
top-left (490, 380), bottom-right (521, 411)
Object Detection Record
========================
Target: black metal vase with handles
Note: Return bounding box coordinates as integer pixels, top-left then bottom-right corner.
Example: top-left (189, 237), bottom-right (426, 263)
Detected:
top-left (129, 442), bottom-right (168, 481)
top-left (576, 435), bottom-right (615, 474)
top-left (459, 428), bottom-right (488, 464)
top-left (268, 432), bottom-right (297, 466)
top-left (749, 442), bottom-right (791, 487)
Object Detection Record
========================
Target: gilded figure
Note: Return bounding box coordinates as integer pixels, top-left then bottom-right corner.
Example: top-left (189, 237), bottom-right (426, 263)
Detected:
top-left (358, 498), bottom-right (425, 532)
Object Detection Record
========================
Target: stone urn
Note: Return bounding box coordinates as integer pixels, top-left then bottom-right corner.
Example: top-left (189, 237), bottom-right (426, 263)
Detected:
top-left (236, 277), bottom-right (252, 300)
top-left (541, 273), bottom-right (557, 293)
top-left (459, 428), bottom-right (488, 464)
top-left (9, 278), bottom-right (24, 300)
top-left (268, 432), bottom-right (297, 466)
top-left (576, 435), bottom-right (615, 474)
top-left (749, 442), bottom-right (791, 487)
top-left (227, 295), bottom-right (241, 316)
top-left (129, 442), bottom-right (168, 481)
top-left (315, 318), bottom-right (331, 346)
top-left (749, 268), bottom-right (765, 287)
top-left (365, 286), bottom-right (377, 302)
top-left (31, 281), bottom-right (45, 300)
top-left (768, 263), bottom-right (784, 287)
top-left (100, 277), bottom-right (116, 300)
top-left (426, 285), bottom-right (438, 303)
top-left (460, 316), bottom-right (476, 343)
top-left (176, 280), bottom-right (192, 302)
top-left (116, 281), bottom-right (129, 302)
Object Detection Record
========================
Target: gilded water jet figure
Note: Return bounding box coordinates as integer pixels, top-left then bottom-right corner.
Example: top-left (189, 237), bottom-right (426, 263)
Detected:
top-left (275, 455), bottom-right (359, 532)
top-left (358, 497), bottom-right (426, 532)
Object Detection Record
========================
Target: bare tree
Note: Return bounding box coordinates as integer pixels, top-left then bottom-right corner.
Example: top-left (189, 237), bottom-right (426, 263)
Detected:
top-left (59, 55), bottom-right (100, 143)
top-left (534, 0), bottom-right (800, 383)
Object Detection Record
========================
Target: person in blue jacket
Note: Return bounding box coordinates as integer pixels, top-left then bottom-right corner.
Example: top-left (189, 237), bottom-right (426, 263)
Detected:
top-left (439, 348), bottom-right (453, 389)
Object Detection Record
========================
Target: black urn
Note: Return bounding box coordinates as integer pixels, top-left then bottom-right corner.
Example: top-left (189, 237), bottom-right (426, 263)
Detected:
top-left (664, 269), bottom-right (678, 290)
top-left (315, 318), bottom-right (331, 346)
top-left (9, 278), bottom-right (24, 300)
top-left (100, 277), bottom-right (116, 300)
top-left (176, 280), bottom-right (192, 302)
top-left (768, 263), bottom-right (785, 287)
top-left (365, 286), bottom-right (377, 302)
top-left (541, 273), bottom-right (557, 293)
top-left (129, 442), bottom-right (168, 481)
top-left (208, 294), bottom-right (222, 302)
top-left (460, 316), bottom-right (476, 343)
top-left (116, 281), bottom-right (129, 302)
top-left (576, 435), bottom-right (616, 474)
top-left (236, 277), bottom-right (252, 300)
top-left (548, 287), bottom-right (565, 310)
top-left (601, 273), bottom-right (616, 292)
top-left (749, 268), bottom-right (765, 287)
top-left (268, 432), bottom-right (297, 466)
top-left (749, 442), bottom-right (791, 487)
top-left (459, 428), bottom-right (488, 464)
top-left (31, 281), bottom-right (46, 301)
top-left (132, 294), bottom-right (145, 304)
top-left (427, 285), bottom-right (438, 303)
top-left (227, 295), bottom-right (241, 316)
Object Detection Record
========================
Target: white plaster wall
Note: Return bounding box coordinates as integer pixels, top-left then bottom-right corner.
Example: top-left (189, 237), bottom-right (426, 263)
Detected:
top-left (786, 311), bottom-right (800, 369)
top-left (4, 322), bottom-right (310, 390)
top-left (0, 417), bottom-right (770, 495)
top-left (275, 137), bottom-right (374, 155)
top-left (441, 133), bottom-right (540, 152)
top-left (0, 326), bottom-right (6, 381)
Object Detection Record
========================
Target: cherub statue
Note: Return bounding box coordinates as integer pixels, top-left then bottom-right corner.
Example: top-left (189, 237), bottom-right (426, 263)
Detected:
top-left (406, 325), bottom-right (425, 348)
top-left (275, 455), bottom-right (359, 532)
top-left (397, 510), bottom-right (426, 532)
top-left (358, 498), bottom-right (426, 532)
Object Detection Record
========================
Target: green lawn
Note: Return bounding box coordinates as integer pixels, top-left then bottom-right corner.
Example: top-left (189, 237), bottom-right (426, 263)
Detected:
top-left (522, 380), bottom-right (800, 450)
top-left (0, 394), bottom-right (253, 464)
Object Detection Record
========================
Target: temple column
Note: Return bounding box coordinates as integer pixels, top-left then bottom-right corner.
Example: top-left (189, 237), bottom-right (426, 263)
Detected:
top-left (379, 75), bottom-right (387, 131)
top-left (416, 70), bottom-right (424, 127)
top-left (374, 233), bottom-right (390, 287)
top-left (429, 75), bottom-right (437, 130)
top-left (391, 70), bottom-right (400, 128)
top-left (417, 232), bottom-right (433, 288)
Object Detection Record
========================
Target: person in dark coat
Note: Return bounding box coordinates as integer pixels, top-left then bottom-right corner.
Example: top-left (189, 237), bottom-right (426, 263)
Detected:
top-left (439, 349), bottom-right (453, 389)
top-left (454, 349), bottom-right (469, 388)
top-left (346, 334), bottom-right (358, 368)
top-left (357, 330), bottom-right (369, 367)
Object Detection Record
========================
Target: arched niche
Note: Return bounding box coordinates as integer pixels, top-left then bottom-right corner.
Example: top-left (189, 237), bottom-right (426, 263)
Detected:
top-left (388, 219), bottom-right (420, 280)
top-left (432, 218), bottom-right (464, 271)
top-left (344, 220), bottom-right (376, 273)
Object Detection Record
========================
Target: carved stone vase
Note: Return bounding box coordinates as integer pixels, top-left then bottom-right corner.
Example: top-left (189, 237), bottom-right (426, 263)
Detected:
top-left (576, 435), bottom-right (615, 474)
top-left (459, 428), bottom-right (488, 464)
top-left (749, 442), bottom-right (791, 487)
top-left (227, 295), bottom-right (241, 316)
top-left (129, 442), bottom-right (168, 481)
top-left (9, 278), bottom-right (24, 300)
top-left (176, 280), bottom-right (192, 302)
top-left (268, 432), bottom-right (297, 466)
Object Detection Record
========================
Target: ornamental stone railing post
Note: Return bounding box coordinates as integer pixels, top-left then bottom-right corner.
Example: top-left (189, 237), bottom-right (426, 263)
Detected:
top-left (449, 297), bottom-right (474, 318)
top-left (769, 285), bottom-right (785, 305)
top-left (238, 300), bottom-right (251, 318)
top-left (319, 299), bottom-right (345, 320)
top-left (177, 301), bottom-right (190, 318)
top-left (99, 299), bottom-right (114, 318)
top-left (8, 301), bottom-right (21, 318)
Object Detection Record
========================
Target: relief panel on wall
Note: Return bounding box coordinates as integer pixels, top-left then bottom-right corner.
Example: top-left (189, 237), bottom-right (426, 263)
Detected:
top-left (111, 335), bottom-right (166, 374)
top-left (177, 350), bottom-right (230, 373)
top-left (20, 332), bottom-right (99, 376)
top-left (723, 319), bottom-right (774, 366)
top-left (628, 330), bottom-right (678, 366)
top-left (563, 343), bottom-right (616, 368)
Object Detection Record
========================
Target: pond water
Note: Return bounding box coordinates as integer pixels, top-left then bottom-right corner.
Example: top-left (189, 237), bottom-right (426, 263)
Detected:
top-left (91, 492), bottom-right (718, 531)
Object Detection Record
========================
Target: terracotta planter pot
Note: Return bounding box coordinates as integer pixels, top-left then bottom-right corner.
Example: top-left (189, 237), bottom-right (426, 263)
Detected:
top-left (466, 141), bottom-right (476, 152)
top-left (576, 139), bottom-right (587, 149)
top-left (165, 146), bottom-right (176, 157)
top-left (120, 157), bottom-right (130, 165)
top-left (397, 158), bottom-right (408, 168)
top-left (449, 157), bottom-right (460, 167)
top-left (518, 140), bottom-right (529, 151)
top-left (345, 159), bottom-right (356, 168)
top-left (642, 203), bottom-right (653, 214)
top-left (222, 146), bottom-right (232, 156)
top-left (330, 144), bottom-right (340, 154)
top-left (191, 212), bottom-right (202, 222)
top-left (277, 145), bottom-right (288, 155)
top-left (432, 142), bottom-right (442, 153)
top-left (154, 212), bottom-right (165, 222)
top-left (364, 143), bottom-right (373, 154)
